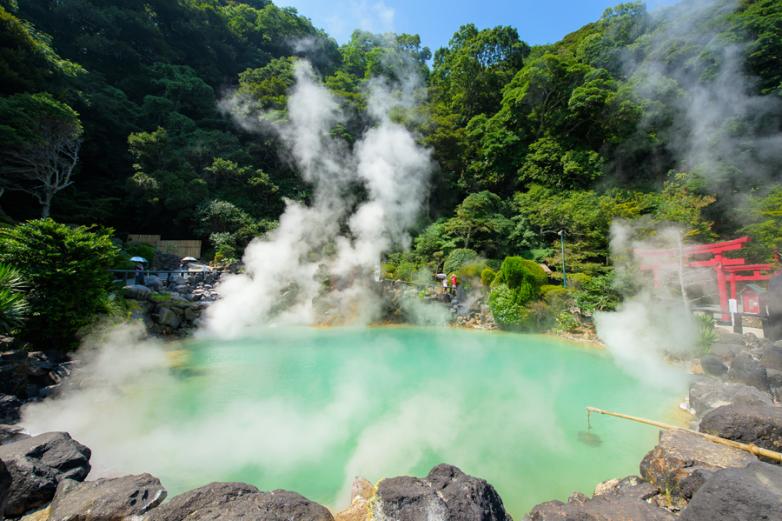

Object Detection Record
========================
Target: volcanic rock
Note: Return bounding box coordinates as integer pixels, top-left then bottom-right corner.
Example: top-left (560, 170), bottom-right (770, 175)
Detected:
top-left (0, 351), bottom-right (28, 397)
top-left (147, 482), bottom-right (260, 521)
top-left (0, 395), bottom-right (22, 424)
top-left (0, 425), bottom-right (29, 445)
top-left (726, 352), bottom-right (769, 391)
top-left (373, 464), bottom-right (512, 521)
top-left (639, 429), bottom-right (755, 501)
top-left (374, 476), bottom-right (446, 521)
top-left (426, 464), bottom-right (511, 521)
top-left (699, 355), bottom-right (728, 377)
top-left (524, 476), bottom-right (673, 521)
top-left (0, 432), bottom-right (91, 517)
top-left (156, 307), bottom-right (181, 329)
top-left (149, 485), bottom-right (332, 521)
top-left (688, 378), bottom-right (772, 416)
top-left (1, 459), bottom-right (10, 516)
top-left (699, 403), bottom-right (782, 455)
top-left (122, 284), bottom-right (152, 301)
top-left (761, 346), bottom-right (782, 372)
top-left (679, 461), bottom-right (782, 521)
top-left (49, 474), bottom-right (166, 521)
top-left (709, 342), bottom-right (743, 359)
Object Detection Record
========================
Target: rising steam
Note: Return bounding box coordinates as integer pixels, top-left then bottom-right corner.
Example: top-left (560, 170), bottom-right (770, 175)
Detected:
top-left (208, 60), bottom-right (432, 337)
top-left (595, 222), bottom-right (700, 389)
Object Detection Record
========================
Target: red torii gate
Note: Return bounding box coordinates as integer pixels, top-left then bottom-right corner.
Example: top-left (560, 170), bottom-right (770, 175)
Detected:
top-left (635, 237), bottom-right (773, 321)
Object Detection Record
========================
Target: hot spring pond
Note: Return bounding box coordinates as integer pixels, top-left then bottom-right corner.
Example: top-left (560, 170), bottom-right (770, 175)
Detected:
top-left (25, 327), bottom-right (685, 517)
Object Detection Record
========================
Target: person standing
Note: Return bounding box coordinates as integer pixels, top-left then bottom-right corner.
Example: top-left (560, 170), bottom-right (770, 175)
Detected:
top-left (450, 274), bottom-right (458, 296)
top-left (134, 262), bottom-right (146, 286)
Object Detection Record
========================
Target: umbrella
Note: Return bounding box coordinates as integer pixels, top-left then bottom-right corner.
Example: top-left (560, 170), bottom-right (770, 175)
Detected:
top-left (129, 256), bottom-right (148, 263)
top-left (181, 256), bottom-right (198, 262)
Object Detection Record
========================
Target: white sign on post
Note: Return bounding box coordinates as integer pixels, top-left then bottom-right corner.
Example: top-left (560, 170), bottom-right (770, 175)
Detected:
top-left (729, 298), bottom-right (738, 314)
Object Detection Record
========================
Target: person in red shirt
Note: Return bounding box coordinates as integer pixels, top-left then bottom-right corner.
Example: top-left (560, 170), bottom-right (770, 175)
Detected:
top-left (450, 274), bottom-right (457, 295)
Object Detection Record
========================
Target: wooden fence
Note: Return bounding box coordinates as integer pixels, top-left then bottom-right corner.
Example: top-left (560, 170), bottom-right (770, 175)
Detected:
top-left (127, 234), bottom-right (202, 259)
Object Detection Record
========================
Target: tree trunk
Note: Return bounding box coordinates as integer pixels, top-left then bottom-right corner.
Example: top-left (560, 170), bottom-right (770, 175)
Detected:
top-left (41, 193), bottom-right (52, 218)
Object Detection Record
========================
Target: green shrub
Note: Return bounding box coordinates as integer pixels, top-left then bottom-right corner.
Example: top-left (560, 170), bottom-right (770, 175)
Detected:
top-left (488, 256), bottom-right (550, 330)
top-left (565, 272), bottom-right (592, 289)
top-left (540, 284), bottom-right (568, 300)
top-left (696, 313), bottom-right (717, 353)
top-left (488, 283), bottom-right (529, 329)
top-left (480, 267), bottom-right (496, 287)
top-left (0, 219), bottom-right (121, 351)
top-left (443, 248), bottom-right (478, 275)
top-left (575, 273), bottom-right (621, 315)
top-left (0, 263), bottom-right (28, 334)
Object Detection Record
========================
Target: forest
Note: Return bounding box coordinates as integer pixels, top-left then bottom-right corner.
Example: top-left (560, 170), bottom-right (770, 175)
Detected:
top-left (1, 0), bottom-right (781, 335)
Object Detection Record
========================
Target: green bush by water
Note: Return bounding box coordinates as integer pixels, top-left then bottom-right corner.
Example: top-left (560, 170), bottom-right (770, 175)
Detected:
top-left (0, 219), bottom-right (121, 351)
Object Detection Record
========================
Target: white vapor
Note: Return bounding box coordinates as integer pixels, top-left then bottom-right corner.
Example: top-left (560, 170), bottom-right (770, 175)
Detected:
top-left (595, 222), bottom-right (700, 389)
top-left (208, 60), bottom-right (431, 337)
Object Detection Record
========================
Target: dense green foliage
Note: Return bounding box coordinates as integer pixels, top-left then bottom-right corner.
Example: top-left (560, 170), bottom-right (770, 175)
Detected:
top-left (0, 0), bottom-right (781, 334)
top-left (0, 262), bottom-right (28, 334)
top-left (0, 219), bottom-right (120, 350)
top-left (488, 256), bottom-right (548, 329)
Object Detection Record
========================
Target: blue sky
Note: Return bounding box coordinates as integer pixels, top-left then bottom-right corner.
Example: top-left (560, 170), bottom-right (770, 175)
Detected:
top-left (280, 0), bottom-right (677, 51)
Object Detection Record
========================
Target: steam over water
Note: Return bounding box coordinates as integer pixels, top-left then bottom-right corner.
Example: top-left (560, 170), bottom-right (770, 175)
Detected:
top-left (22, 327), bottom-right (683, 517)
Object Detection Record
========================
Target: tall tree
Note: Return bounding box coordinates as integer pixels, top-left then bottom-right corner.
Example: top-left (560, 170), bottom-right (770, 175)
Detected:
top-left (0, 92), bottom-right (83, 217)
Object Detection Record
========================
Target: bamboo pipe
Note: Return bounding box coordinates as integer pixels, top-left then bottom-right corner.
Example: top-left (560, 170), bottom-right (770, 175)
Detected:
top-left (586, 406), bottom-right (782, 464)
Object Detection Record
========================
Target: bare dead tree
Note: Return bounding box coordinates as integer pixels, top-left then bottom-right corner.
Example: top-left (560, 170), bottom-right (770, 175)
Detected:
top-left (0, 117), bottom-right (82, 218)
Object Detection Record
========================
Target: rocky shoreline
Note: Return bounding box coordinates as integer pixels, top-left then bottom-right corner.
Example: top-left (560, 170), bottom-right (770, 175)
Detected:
top-left (2, 324), bottom-right (782, 520)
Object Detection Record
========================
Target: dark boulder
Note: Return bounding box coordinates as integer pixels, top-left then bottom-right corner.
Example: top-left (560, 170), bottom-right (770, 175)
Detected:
top-left (179, 490), bottom-right (333, 521)
top-left (700, 404), bottom-right (782, 455)
top-left (374, 476), bottom-right (446, 521)
top-left (679, 461), bottom-right (782, 521)
top-left (0, 425), bottom-right (29, 445)
top-left (524, 476), bottom-right (674, 521)
top-left (147, 482), bottom-right (260, 521)
top-left (149, 485), bottom-right (331, 521)
top-left (710, 342), bottom-right (743, 359)
top-left (374, 464), bottom-right (513, 521)
top-left (122, 285), bottom-right (152, 301)
top-left (639, 430), bottom-right (755, 501)
top-left (0, 351), bottom-right (28, 398)
top-left (699, 355), bottom-right (728, 377)
top-left (726, 353), bottom-right (769, 392)
top-left (688, 379), bottom-right (772, 416)
top-left (49, 474), bottom-right (166, 521)
top-left (426, 464), bottom-right (511, 521)
top-left (0, 459), bottom-right (10, 515)
top-left (0, 432), bottom-right (91, 517)
top-left (761, 346), bottom-right (782, 372)
top-left (0, 395), bottom-right (22, 424)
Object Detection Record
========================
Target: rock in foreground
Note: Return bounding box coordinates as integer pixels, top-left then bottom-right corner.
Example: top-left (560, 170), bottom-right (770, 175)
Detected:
top-left (524, 476), bottom-right (674, 521)
top-left (49, 474), bottom-right (166, 521)
top-left (688, 379), bottom-right (773, 416)
top-left (0, 432), bottom-right (91, 517)
top-left (147, 482), bottom-right (260, 521)
top-left (639, 430), bottom-right (755, 502)
top-left (148, 483), bottom-right (332, 521)
top-left (699, 403), bottom-right (782, 455)
top-left (679, 461), bottom-right (782, 520)
top-left (373, 464), bottom-right (511, 521)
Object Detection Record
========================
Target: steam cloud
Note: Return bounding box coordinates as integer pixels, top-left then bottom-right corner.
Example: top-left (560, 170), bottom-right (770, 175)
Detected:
top-left (208, 60), bottom-right (432, 337)
top-left (629, 0), bottom-right (782, 188)
top-left (595, 222), bottom-right (700, 389)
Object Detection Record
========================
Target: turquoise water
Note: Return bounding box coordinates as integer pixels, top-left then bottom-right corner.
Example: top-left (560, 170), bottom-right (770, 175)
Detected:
top-left (38, 327), bottom-right (685, 517)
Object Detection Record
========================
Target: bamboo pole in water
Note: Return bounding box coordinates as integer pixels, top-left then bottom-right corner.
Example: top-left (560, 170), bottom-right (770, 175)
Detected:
top-left (586, 406), bottom-right (782, 463)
